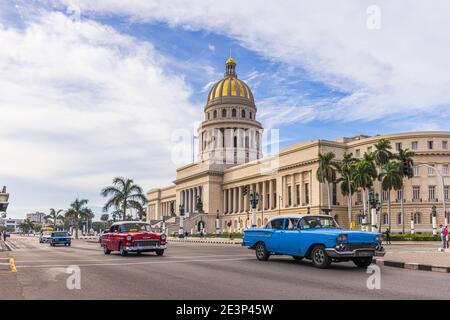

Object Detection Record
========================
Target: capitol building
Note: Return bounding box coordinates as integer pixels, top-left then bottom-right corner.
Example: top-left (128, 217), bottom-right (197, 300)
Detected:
top-left (146, 58), bottom-right (450, 234)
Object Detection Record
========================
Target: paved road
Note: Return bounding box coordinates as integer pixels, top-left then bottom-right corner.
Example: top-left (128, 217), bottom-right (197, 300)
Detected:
top-left (0, 235), bottom-right (449, 300)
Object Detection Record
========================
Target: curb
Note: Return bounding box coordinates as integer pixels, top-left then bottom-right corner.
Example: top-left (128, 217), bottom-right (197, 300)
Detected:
top-left (374, 258), bottom-right (450, 273)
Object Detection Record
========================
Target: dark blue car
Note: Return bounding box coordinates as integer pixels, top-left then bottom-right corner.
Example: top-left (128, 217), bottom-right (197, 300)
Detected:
top-left (49, 231), bottom-right (71, 247)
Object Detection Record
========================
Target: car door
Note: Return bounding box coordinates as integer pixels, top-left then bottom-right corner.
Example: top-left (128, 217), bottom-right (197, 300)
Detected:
top-left (265, 218), bottom-right (285, 252)
top-left (279, 218), bottom-right (301, 255)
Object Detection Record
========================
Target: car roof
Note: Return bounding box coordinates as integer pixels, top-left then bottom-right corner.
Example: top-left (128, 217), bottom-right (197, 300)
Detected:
top-left (111, 221), bottom-right (149, 226)
top-left (267, 214), bottom-right (333, 222)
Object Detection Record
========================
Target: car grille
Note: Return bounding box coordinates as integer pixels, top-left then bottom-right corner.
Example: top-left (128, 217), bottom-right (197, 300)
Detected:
top-left (343, 243), bottom-right (376, 251)
top-left (133, 240), bottom-right (159, 247)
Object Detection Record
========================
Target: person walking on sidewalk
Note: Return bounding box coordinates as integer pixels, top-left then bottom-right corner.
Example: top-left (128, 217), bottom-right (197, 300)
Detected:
top-left (440, 225), bottom-right (448, 249)
top-left (384, 228), bottom-right (391, 245)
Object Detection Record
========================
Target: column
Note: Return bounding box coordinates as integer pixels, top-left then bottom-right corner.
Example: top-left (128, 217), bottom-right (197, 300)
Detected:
top-left (269, 180), bottom-right (274, 209)
top-left (291, 174), bottom-right (296, 207)
top-left (262, 180), bottom-right (267, 210)
top-left (228, 189), bottom-right (232, 214)
top-left (223, 190), bottom-right (227, 214)
top-left (238, 186), bottom-right (243, 212)
top-left (233, 187), bottom-right (238, 213)
top-left (193, 187), bottom-right (197, 211)
top-left (244, 185), bottom-right (249, 212)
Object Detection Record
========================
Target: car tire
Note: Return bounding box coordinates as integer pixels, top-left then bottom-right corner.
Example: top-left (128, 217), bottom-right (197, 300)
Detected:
top-left (255, 242), bottom-right (270, 261)
top-left (155, 249), bottom-right (164, 256)
top-left (68, 243), bottom-right (71, 247)
top-left (293, 256), bottom-right (304, 261)
top-left (311, 245), bottom-right (331, 269)
top-left (353, 257), bottom-right (373, 268)
top-left (119, 243), bottom-right (128, 256)
top-left (103, 245), bottom-right (111, 255)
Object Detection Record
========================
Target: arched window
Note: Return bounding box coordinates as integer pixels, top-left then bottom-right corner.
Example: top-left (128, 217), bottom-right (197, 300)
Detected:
top-left (207, 113), bottom-right (210, 120)
top-left (397, 213), bottom-right (402, 225)
top-left (233, 136), bottom-right (238, 148)
top-left (249, 111), bottom-right (252, 119)
top-left (382, 213), bottom-right (388, 225)
top-left (213, 110), bottom-right (217, 119)
top-left (222, 109), bottom-right (227, 118)
top-left (232, 108), bottom-right (237, 117)
top-left (241, 109), bottom-right (246, 118)
top-left (414, 212), bottom-right (421, 224)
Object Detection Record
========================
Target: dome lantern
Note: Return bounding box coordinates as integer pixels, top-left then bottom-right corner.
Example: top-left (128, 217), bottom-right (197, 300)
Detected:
top-left (225, 57), bottom-right (236, 77)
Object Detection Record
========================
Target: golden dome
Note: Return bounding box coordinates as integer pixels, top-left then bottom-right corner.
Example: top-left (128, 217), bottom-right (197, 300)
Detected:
top-left (207, 58), bottom-right (254, 103)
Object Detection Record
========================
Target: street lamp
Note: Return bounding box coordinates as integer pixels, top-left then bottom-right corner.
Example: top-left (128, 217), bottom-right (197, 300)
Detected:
top-left (215, 210), bottom-right (220, 235)
top-left (369, 191), bottom-right (381, 232)
top-left (178, 204), bottom-right (185, 239)
top-left (250, 191), bottom-right (259, 227)
top-left (432, 205), bottom-right (437, 235)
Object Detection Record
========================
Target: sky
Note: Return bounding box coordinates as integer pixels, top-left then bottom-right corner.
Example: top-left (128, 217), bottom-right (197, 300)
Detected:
top-left (1, 0), bottom-right (450, 219)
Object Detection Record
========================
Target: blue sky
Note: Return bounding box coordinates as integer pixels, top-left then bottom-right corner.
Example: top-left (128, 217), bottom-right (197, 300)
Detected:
top-left (1, 0), bottom-right (450, 219)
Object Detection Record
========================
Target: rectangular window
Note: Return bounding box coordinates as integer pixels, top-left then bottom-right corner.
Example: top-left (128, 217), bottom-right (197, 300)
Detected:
top-left (367, 146), bottom-right (372, 153)
top-left (413, 186), bottom-right (420, 201)
top-left (287, 186), bottom-right (292, 207)
top-left (304, 183), bottom-right (310, 205)
top-left (413, 166), bottom-right (420, 177)
top-left (381, 190), bottom-right (389, 202)
top-left (296, 185), bottom-right (300, 206)
top-left (444, 186), bottom-right (449, 201)
top-left (428, 165), bottom-right (435, 176)
top-left (397, 189), bottom-right (403, 201)
top-left (443, 141), bottom-right (448, 150)
top-left (266, 193), bottom-right (270, 209)
top-left (429, 186), bottom-right (436, 201)
top-left (332, 182), bottom-right (337, 205)
top-left (396, 142), bottom-right (402, 151)
top-left (411, 141), bottom-right (418, 150)
top-left (442, 165), bottom-right (449, 176)
top-left (355, 149), bottom-right (361, 158)
top-left (428, 141), bottom-right (434, 150)
top-left (273, 193), bottom-right (277, 208)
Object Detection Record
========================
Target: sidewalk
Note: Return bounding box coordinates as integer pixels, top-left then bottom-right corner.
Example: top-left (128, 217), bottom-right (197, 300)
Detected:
top-left (167, 237), bottom-right (243, 245)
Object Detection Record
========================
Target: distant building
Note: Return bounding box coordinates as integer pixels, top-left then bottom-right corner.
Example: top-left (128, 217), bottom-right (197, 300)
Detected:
top-left (26, 212), bottom-right (47, 224)
top-left (0, 186), bottom-right (9, 212)
top-left (4, 218), bottom-right (23, 233)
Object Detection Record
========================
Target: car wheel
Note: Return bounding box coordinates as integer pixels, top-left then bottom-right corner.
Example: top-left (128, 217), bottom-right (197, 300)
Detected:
top-left (293, 256), bottom-right (304, 261)
top-left (311, 245), bottom-right (331, 269)
top-left (103, 245), bottom-right (111, 255)
top-left (255, 242), bottom-right (270, 261)
top-left (119, 243), bottom-right (128, 256)
top-left (68, 243), bottom-right (71, 247)
top-left (155, 249), bottom-right (164, 256)
top-left (353, 257), bottom-right (373, 268)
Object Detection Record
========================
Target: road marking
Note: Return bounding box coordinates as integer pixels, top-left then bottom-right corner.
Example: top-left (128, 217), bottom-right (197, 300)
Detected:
top-left (9, 257), bottom-right (17, 273)
top-left (12, 253), bottom-right (252, 263)
top-left (16, 257), bottom-right (254, 269)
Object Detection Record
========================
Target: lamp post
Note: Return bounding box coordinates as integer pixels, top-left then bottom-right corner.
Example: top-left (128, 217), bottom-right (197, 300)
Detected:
top-left (178, 204), bottom-right (185, 239)
top-left (215, 210), bottom-right (220, 235)
top-left (410, 212), bottom-right (415, 235)
top-left (250, 191), bottom-right (259, 227)
top-left (369, 191), bottom-right (380, 233)
top-left (432, 205), bottom-right (437, 235)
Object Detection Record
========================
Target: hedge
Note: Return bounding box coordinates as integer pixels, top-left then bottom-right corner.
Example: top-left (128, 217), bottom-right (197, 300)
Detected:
top-left (389, 233), bottom-right (441, 241)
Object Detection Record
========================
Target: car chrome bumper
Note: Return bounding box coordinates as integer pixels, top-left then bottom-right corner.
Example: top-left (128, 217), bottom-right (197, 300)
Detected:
top-left (325, 247), bottom-right (385, 258)
top-left (124, 245), bottom-right (167, 251)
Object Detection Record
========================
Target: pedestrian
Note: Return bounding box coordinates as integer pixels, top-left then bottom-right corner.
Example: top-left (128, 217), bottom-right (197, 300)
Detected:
top-left (2, 231), bottom-right (6, 241)
top-left (384, 228), bottom-right (391, 245)
top-left (440, 225), bottom-right (448, 249)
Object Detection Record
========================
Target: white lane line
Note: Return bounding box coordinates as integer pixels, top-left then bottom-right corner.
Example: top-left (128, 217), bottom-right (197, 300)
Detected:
top-left (16, 257), bottom-right (253, 269)
top-left (13, 254), bottom-right (252, 264)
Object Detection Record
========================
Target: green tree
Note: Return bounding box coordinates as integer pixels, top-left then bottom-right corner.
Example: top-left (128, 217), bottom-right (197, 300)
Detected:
top-left (46, 208), bottom-right (64, 228)
top-left (395, 148), bottom-right (415, 233)
top-left (373, 139), bottom-right (393, 228)
top-left (101, 177), bottom-right (146, 221)
top-left (316, 152), bottom-right (337, 211)
top-left (353, 154), bottom-right (377, 221)
top-left (65, 198), bottom-right (92, 239)
top-left (100, 213), bottom-right (109, 229)
top-left (19, 219), bottom-right (34, 235)
top-left (379, 160), bottom-right (404, 231)
top-left (336, 153), bottom-right (357, 228)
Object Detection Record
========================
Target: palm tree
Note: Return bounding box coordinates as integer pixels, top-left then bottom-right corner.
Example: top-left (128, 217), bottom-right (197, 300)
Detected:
top-left (46, 208), bottom-right (64, 229)
top-left (379, 160), bottom-right (404, 232)
top-left (353, 154), bottom-right (377, 223)
top-left (101, 177), bottom-right (147, 221)
top-left (19, 219), bottom-right (35, 235)
top-left (316, 152), bottom-right (337, 212)
top-left (395, 148), bottom-right (415, 233)
top-left (336, 153), bottom-right (357, 228)
top-left (373, 139), bottom-right (393, 228)
top-left (65, 198), bottom-right (91, 239)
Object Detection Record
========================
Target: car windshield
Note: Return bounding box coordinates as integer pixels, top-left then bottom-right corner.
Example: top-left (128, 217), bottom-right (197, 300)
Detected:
top-left (300, 216), bottom-right (339, 229)
top-left (119, 223), bottom-right (153, 233)
top-left (52, 232), bottom-right (68, 237)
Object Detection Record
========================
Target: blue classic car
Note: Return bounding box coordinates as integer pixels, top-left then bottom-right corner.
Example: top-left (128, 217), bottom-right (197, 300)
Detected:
top-left (243, 214), bottom-right (385, 268)
top-left (49, 231), bottom-right (71, 247)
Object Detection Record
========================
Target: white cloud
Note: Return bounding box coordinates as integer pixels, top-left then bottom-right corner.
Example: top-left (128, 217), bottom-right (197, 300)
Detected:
top-left (0, 10), bottom-right (199, 217)
top-left (64, 0), bottom-right (450, 123)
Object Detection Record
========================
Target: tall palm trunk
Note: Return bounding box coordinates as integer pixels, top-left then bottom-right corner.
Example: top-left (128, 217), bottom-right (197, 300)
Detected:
top-left (326, 180), bottom-right (332, 211)
top-left (348, 179), bottom-right (352, 229)
top-left (123, 201), bottom-right (127, 221)
top-left (75, 219), bottom-right (79, 239)
top-left (401, 186), bottom-right (405, 234)
top-left (362, 188), bottom-right (367, 219)
top-left (388, 191), bottom-right (392, 232)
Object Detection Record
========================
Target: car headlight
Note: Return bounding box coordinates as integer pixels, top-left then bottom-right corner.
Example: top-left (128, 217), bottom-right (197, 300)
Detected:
top-left (160, 234), bottom-right (166, 241)
top-left (336, 234), bottom-right (348, 243)
top-left (126, 235), bottom-right (132, 241)
top-left (375, 235), bottom-right (383, 242)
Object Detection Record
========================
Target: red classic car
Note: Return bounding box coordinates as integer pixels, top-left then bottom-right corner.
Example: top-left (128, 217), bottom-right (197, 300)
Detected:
top-left (101, 221), bottom-right (167, 256)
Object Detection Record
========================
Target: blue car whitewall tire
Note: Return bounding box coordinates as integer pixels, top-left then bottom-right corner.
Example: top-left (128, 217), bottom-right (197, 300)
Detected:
top-left (255, 242), bottom-right (270, 261)
top-left (311, 245), bottom-right (331, 269)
